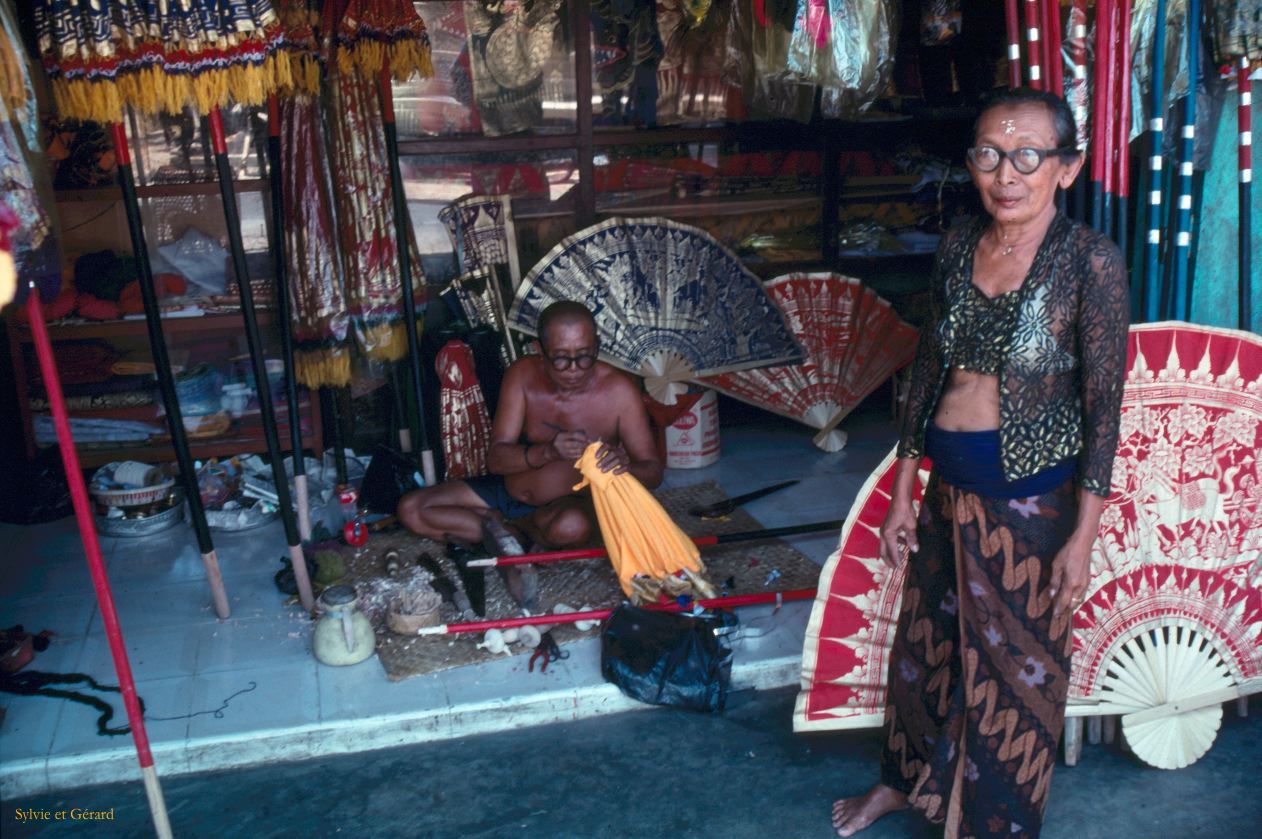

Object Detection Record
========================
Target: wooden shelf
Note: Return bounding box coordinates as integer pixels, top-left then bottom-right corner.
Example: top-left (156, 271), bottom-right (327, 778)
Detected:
top-left (7, 309), bottom-right (321, 465)
top-left (54, 179), bottom-right (267, 202)
top-left (59, 430), bottom-right (320, 470)
top-left (10, 310), bottom-right (277, 342)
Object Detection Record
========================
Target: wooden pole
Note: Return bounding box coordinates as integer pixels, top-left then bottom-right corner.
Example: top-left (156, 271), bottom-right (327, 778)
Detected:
top-left (266, 94), bottom-right (312, 541)
top-left (1239, 57), bottom-right (1254, 332)
top-left (1045, 0), bottom-right (1065, 97)
top-left (207, 108), bottom-right (315, 612)
top-left (1143, 0), bottom-right (1169, 322)
top-left (466, 519), bottom-right (845, 568)
top-left (25, 289), bottom-right (173, 839)
top-left (109, 123), bottom-right (230, 620)
top-left (1100, 0), bottom-right (1119, 239)
top-left (1005, 0), bottom-right (1023, 88)
top-left (1171, 0), bottom-right (1199, 320)
top-left (378, 60), bottom-right (437, 488)
top-left (1024, 0), bottom-right (1044, 89)
top-left (1115, 0), bottom-right (1134, 260)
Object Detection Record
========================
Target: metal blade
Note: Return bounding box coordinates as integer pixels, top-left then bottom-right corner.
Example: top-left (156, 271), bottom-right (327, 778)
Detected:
top-left (688, 480), bottom-right (800, 520)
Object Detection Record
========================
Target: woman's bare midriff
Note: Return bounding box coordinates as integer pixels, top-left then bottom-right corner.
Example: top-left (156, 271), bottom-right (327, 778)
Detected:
top-left (933, 369), bottom-right (1001, 431)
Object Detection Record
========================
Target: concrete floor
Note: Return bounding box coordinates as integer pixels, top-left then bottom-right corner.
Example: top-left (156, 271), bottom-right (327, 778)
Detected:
top-left (0, 405), bottom-right (896, 798)
top-left (3, 687), bottom-right (1258, 838)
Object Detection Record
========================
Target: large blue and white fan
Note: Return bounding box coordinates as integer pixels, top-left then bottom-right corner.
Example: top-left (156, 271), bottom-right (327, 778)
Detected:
top-left (508, 218), bottom-right (803, 403)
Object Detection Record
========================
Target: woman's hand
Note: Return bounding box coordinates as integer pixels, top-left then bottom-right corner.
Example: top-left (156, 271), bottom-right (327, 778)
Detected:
top-left (1048, 536), bottom-right (1092, 619)
top-left (879, 503), bottom-right (919, 568)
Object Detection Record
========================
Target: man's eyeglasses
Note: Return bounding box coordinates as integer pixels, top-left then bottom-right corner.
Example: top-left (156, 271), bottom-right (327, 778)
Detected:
top-left (967, 145), bottom-right (1078, 175)
top-left (545, 353), bottom-right (597, 371)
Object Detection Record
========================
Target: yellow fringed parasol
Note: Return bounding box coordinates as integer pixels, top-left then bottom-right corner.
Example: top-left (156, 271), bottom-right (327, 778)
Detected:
top-left (572, 441), bottom-right (716, 603)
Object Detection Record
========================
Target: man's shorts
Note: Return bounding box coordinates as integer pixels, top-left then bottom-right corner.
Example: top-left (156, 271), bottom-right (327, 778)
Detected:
top-left (464, 474), bottom-right (538, 521)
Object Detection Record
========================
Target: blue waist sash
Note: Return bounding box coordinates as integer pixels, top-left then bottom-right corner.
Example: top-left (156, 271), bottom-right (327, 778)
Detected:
top-left (925, 423), bottom-right (1075, 499)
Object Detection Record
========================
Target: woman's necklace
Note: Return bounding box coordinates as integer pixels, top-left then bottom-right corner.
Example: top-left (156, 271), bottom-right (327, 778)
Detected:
top-left (998, 230), bottom-right (1016, 256)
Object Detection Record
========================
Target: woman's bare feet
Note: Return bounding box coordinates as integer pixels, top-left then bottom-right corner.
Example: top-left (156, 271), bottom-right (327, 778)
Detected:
top-left (831, 783), bottom-right (907, 837)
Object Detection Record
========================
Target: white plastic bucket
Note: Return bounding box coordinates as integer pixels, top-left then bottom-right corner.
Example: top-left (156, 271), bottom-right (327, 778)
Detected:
top-left (665, 389), bottom-right (720, 469)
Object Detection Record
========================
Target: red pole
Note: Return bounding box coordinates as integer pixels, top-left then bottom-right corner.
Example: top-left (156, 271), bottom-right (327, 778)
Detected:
top-left (1005, 0), bottom-right (1023, 87)
top-left (1101, 0), bottom-right (1119, 236)
top-left (1115, 0), bottom-right (1134, 253)
top-left (1090, 0), bottom-right (1114, 231)
top-left (1240, 56), bottom-right (1254, 331)
top-left (1024, 0), bottom-right (1044, 89)
top-left (1046, 0), bottom-right (1065, 97)
top-left (25, 290), bottom-right (173, 838)
top-left (415, 588), bottom-right (818, 635)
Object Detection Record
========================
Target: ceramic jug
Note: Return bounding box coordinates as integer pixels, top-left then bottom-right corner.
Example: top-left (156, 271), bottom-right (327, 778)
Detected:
top-left (313, 585), bottom-right (375, 666)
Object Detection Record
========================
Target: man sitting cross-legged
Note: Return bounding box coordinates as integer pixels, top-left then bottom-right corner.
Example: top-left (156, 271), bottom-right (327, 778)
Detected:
top-left (397, 300), bottom-right (663, 551)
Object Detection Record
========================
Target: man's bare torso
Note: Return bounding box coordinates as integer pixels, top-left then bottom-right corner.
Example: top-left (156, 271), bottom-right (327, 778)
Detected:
top-left (504, 357), bottom-right (631, 506)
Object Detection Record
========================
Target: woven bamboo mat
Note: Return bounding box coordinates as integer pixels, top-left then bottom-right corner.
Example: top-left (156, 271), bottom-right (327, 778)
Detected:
top-left (340, 481), bottom-right (821, 682)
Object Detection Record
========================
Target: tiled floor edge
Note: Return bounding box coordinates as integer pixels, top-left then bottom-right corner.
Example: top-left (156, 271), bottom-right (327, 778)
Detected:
top-left (5, 654), bottom-right (801, 797)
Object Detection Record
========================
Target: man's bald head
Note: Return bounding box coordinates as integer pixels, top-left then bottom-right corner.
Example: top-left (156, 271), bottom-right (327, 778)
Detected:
top-left (537, 300), bottom-right (597, 348)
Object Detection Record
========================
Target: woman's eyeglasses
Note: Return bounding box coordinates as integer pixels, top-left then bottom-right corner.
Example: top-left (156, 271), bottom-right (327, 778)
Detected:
top-left (967, 145), bottom-right (1078, 175)
top-left (545, 352), bottom-right (597, 371)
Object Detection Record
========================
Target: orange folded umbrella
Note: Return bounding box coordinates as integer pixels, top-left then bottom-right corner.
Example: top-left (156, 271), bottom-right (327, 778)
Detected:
top-left (572, 441), bottom-right (716, 603)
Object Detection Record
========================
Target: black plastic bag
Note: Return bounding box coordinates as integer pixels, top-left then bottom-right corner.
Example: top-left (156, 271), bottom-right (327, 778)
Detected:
top-left (600, 604), bottom-right (738, 713)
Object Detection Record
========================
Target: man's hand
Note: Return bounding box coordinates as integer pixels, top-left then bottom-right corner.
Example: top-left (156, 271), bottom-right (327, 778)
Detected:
top-left (550, 429), bottom-right (590, 462)
top-left (594, 441), bottom-right (630, 474)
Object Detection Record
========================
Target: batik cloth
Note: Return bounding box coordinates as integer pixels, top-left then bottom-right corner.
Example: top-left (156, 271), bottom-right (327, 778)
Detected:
top-left (880, 470), bottom-right (1077, 839)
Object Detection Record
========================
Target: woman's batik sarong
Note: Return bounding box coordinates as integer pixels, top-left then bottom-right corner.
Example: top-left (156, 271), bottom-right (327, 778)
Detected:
top-left (880, 472), bottom-right (1078, 839)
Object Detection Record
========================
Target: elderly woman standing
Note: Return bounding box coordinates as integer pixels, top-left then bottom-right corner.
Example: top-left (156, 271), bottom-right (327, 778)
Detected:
top-left (831, 88), bottom-right (1129, 838)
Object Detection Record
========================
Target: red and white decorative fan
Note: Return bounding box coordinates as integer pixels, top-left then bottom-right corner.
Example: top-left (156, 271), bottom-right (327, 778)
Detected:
top-left (699, 273), bottom-right (918, 451)
top-left (794, 447), bottom-right (928, 731)
top-left (795, 323), bottom-right (1262, 769)
top-left (437, 340), bottom-right (493, 481)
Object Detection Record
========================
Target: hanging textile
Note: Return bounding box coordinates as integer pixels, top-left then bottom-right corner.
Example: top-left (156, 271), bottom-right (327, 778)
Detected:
top-left (655, 0), bottom-right (736, 124)
top-left (572, 441), bottom-right (715, 603)
top-left (786, 0), bottom-right (896, 119)
top-left (739, 0), bottom-right (817, 121)
top-left (2, 0), bottom-right (60, 303)
top-left (463, 0), bottom-right (566, 136)
top-left (1204, 0), bottom-right (1262, 64)
top-left (31, 0), bottom-right (291, 122)
top-left (324, 0), bottom-right (435, 81)
top-left (1130, 0), bottom-right (1191, 145)
top-left (437, 340), bottom-right (492, 481)
top-left (280, 92), bottom-right (352, 387)
top-left (325, 63), bottom-right (424, 361)
top-left (591, 0), bottom-right (663, 125)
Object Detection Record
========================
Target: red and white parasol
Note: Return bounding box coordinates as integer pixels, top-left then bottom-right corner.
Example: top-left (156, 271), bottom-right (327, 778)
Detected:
top-left (437, 340), bottom-right (493, 481)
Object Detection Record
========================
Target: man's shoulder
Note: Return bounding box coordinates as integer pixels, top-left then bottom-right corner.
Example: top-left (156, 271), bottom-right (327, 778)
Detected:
top-left (594, 362), bottom-right (639, 393)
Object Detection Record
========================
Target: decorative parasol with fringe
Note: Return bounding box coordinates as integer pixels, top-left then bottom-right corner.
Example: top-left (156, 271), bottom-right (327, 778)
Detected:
top-left (699, 272), bottom-right (918, 452)
top-left (508, 217), bottom-right (803, 404)
top-left (31, 0), bottom-right (292, 123)
top-left (573, 442), bottom-right (716, 604)
top-left (323, 0), bottom-right (435, 80)
top-left (437, 340), bottom-right (492, 481)
top-left (794, 323), bottom-right (1262, 770)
